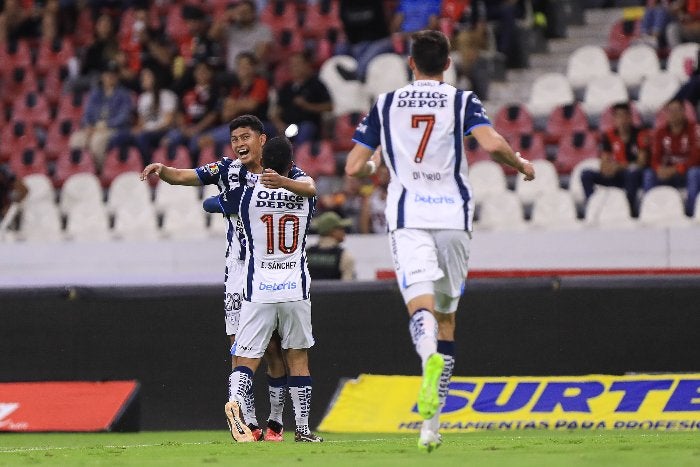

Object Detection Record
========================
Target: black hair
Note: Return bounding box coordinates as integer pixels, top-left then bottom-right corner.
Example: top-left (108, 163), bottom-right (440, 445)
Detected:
top-left (611, 102), bottom-right (631, 113)
top-left (410, 30), bottom-right (450, 76)
top-left (229, 114), bottom-right (264, 134)
top-left (262, 136), bottom-right (293, 174)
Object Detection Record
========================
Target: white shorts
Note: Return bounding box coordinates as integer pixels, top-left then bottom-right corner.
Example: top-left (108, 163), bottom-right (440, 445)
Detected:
top-left (224, 258), bottom-right (245, 336)
top-left (234, 299), bottom-right (314, 359)
top-left (390, 228), bottom-right (471, 313)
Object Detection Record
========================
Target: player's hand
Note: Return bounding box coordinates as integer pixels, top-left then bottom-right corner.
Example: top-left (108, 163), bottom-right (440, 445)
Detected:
top-left (140, 163), bottom-right (163, 181)
top-left (261, 169), bottom-right (286, 189)
top-left (519, 158), bottom-right (535, 181)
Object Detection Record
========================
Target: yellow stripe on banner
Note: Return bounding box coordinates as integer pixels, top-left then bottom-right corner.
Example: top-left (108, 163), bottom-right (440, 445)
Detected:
top-left (318, 374), bottom-right (700, 433)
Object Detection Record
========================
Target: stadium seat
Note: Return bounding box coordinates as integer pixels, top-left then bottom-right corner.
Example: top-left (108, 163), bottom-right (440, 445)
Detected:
top-left (1, 68), bottom-right (38, 106)
top-left (581, 75), bottom-right (628, 119)
top-left (202, 183), bottom-right (220, 200)
top-left (112, 203), bottom-right (159, 241)
top-left (554, 130), bottom-right (599, 175)
top-left (666, 42), bottom-right (699, 82)
top-left (196, 145), bottom-right (219, 168)
top-left (0, 40), bottom-right (32, 79)
top-left (617, 44), bottom-right (661, 90)
top-left (44, 119), bottom-right (76, 160)
top-left (511, 133), bottom-right (547, 166)
top-left (566, 45), bottom-right (611, 91)
top-left (465, 136), bottom-right (492, 165)
top-left (53, 148), bottom-right (96, 189)
top-left (332, 112), bottom-right (365, 152)
top-left (653, 100), bottom-right (697, 129)
top-left (41, 66), bottom-right (69, 106)
top-left (493, 104), bottom-right (534, 141)
top-left (270, 29), bottom-right (305, 65)
top-left (477, 191), bottom-right (527, 230)
top-left (60, 172), bottom-right (104, 214)
top-left (151, 146), bottom-right (193, 168)
top-left (605, 18), bottom-right (640, 60)
top-left (598, 102), bottom-right (644, 133)
top-left (365, 54), bottom-right (410, 100)
top-left (303, 0), bottom-right (342, 40)
top-left (153, 180), bottom-right (201, 215)
top-left (107, 172), bottom-right (152, 214)
top-left (72, 9), bottom-right (94, 48)
top-left (468, 160), bottom-right (507, 201)
top-left (0, 120), bottom-right (38, 162)
top-left (443, 58), bottom-right (458, 87)
top-left (694, 196), bottom-right (700, 224)
top-left (636, 73), bottom-right (682, 121)
top-left (530, 189), bottom-right (581, 230)
top-left (161, 204), bottom-right (209, 240)
top-left (56, 92), bottom-right (86, 126)
top-left (569, 157), bottom-right (600, 204)
top-left (515, 159), bottom-right (559, 205)
top-left (100, 146), bottom-right (144, 188)
top-left (18, 203), bottom-right (63, 242)
top-left (64, 204), bottom-right (111, 241)
top-left (526, 73), bottom-right (575, 119)
top-left (260, 0), bottom-right (298, 33)
top-left (9, 148), bottom-right (48, 179)
top-left (584, 187), bottom-right (636, 229)
top-left (35, 37), bottom-right (75, 76)
top-left (638, 186), bottom-right (692, 227)
top-left (293, 140), bottom-right (337, 178)
top-left (319, 56), bottom-right (371, 116)
top-left (21, 173), bottom-right (55, 207)
top-left (545, 103), bottom-right (589, 144)
top-left (12, 92), bottom-right (51, 129)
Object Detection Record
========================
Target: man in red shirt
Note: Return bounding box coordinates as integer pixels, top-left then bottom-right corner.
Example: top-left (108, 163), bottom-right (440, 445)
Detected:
top-left (581, 102), bottom-right (650, 216)
top-left (643, 99), bottom-right (700, 216)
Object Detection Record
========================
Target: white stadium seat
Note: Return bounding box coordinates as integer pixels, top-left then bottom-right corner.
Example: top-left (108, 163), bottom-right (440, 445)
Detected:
top-left (365, 53), bottom-right (410, 100)
top-left (443, 58), bottom-right (458, 87)
top-left (107, 172), bottom-right (152, 214)
top-left (515, 159), bottom-right (560, 205)
top-left (161, 205), bottom-right (209, 240)
top-left (469, 160), bottom-right (507, 201)
top-left (60, 172), bottom-right (104, 214)
top-left (319, 55), bottom-right (371, 116)
top-left (526, 73), bottom-right (575, 118)
top-left (202, 183), bottom-right (220, 200)
top-left (65, 203), bottom-right (111, 241)
top-left (638, 186), bottom-right (691, 227)
top-left (477, 191), bottom-right (527, 230)
top-left (530, 189), bottom-right (581, 230)
top-left (618, 44), bottom-right (661, 89)
top-left (666, 42), bottom-right (699, 82)
top-left (154, 181), bottom-right (201, 215)
top-left (112, 204), bottom-right (159, 240)
top-left (694, 196), bottom-right (700, 224)
top-left (19, 203), bottom-right (63, 242)
top-left (584, 187), bottom-right (636, 229)
top-left (21, 173), bottom-right (55, 207)
top-left (568, 157), bottom-right (600, 205)
top-left (582, 74), bottom-right (628, 117)
top-left (566, 45), bottom-right (611, 90)
top-left (636, 73), bottom-right (681, 118)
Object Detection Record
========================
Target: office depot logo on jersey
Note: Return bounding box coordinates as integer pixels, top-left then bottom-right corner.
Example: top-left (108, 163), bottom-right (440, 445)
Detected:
top-left (319, 374), bottom-right (700, 433)
top-left (256, 191), bottom-right (305, 210)
top-left (259, 281), bottom-right (297, 291)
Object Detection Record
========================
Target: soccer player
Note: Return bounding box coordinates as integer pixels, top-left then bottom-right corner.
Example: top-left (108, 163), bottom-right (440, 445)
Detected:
top-left (140, 115), bottom-right (314, 441)
top-left (345, 30), bottom-right (535, 452)
top-left (209, 136), bottom-right (323, 443)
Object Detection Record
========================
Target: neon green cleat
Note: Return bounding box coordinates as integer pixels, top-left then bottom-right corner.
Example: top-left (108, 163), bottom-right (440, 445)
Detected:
top-left (417, 353), bottom-right (444, 420)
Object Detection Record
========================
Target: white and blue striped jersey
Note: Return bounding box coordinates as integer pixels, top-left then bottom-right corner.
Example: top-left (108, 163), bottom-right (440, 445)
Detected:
top-left (352, 80), bottom-right (492, 232)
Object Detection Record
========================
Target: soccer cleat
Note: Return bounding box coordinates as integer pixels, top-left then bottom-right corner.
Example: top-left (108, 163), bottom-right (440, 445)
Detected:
top-left (264, 420), bottom-right (284, 441)
top-left (249, 425), bottom-right (264, 441)
top-left (417, 353), bottom-right (445, 419)
top-left (417, 430), bottom-right (443, 453)
top-left (224, 401), bottom-right (254, 442)
top-left (294, 431), bottom-right (324, 442)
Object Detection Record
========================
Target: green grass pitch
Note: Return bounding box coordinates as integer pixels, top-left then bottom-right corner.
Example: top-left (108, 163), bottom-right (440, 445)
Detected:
top-left (0, 431), bottom-right (697, 466)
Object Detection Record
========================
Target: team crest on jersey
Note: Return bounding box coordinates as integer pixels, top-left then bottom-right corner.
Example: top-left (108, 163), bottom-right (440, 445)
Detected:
top-left (206, 163), bottom-right (219, 175)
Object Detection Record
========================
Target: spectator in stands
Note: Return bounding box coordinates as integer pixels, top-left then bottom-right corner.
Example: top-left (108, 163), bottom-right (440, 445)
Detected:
top-left (211, 0), bottom-right (272, 74)
top-left (77, 14), bottom-right (119, 90)
top-left (318, 175), bottom-right (365, 233)
top-left (452, 29), bottom-right (491, 99)
top-left (163, 61), bottom-right (220, 165)
top-left (69, 60), bottom-right (134, 170)
top-left (643, 98), bottom-right (700, 216)
top-left (0, 0), bottom-right (43, 41)
top-left (471, 0), bottom-right (524, 68)
top-left (336, 0), bottom-right (394, 82)
top-left (307, 212), bottom-right (356, 281)
top-left (581, 103), bottom-right (651, 217)
top-left (270, 51), bottom-right (333, 145)
top-left (677, 0), bottom-right (700, 42)
top-left (359, 164), bottom-right (389, 234)
top-left (197, 52), bottom-right (272, 155)
top-left (0, 165), bottom-right (27, 221)
top-left (391, 0), bottom-right (441, 33)
top-left (640, 0), bottom-right (675, 49)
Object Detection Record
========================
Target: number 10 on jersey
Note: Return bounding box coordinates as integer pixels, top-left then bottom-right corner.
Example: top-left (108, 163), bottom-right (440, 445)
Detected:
top-left (261, 214), bottom-right (300, 254)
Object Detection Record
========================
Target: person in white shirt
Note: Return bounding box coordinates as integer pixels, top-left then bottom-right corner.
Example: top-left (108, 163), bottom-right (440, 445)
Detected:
top-left (345, 30), bottom-right (535, 452)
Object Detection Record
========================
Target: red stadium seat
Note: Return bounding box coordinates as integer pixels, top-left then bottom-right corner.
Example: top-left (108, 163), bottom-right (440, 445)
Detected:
top-left (605, 19), bottom-right (640, 60)
top-left (152, 146), bottom-right (193, 168)
top-left (53, 148), bottom-right (97, 188)
top-left (41, 66), bottom-right (69, 106)
top-left (293, 140), bottom-right (337, 178)
top-left (272, 61), bottom-right (292, 89)
top-left (0, 121), bottom-right (38, 162)
top-left (196, 145), bottom-right (219, 168)
top-left (494, 104), bottom-right (534, 141)
top-left (35, 37), bottom-right (75, 76)
top-left (44, 119), bottom-right (76, 160)
top-left (12, 92), bottom-right (52, 129)
top-left (100, 146), bottom-right (143, 188)
top-left (598, 102), bottom-right (643, 133)
top-left (0, 40), bottom-right (32, 79)
top-left (509, 132), bottom-right (546, 175)
top-left (72, 9), bottom-right (94, 48)
top-left (465, 136), bottom-right (492, 165)
top-left (545, 103), bottom-right (589, 144)
top-left (554, 130), bottom-right (599, 175)
top-left (653, 100), bottom-right (697, 129)
top-left (260, 0), bottom-right (298, 34)
top-left (9, 148), bottom-right (48, 178)
top-left (270, 29), bottom-right (305, 65)
top-left (56, 92), bottom-right (86, 126)
top-left (332, 112), bottom-right (365, 152)
top-left (1, 68), bottom-right (38, 106)
top-left (303, 0), bottom-right (342, 40)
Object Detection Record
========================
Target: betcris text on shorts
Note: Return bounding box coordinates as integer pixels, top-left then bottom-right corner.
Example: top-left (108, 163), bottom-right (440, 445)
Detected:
top-left (414, 193), bottom-right (455, 204)
top-left (259, 281), bottom-right (297, 292)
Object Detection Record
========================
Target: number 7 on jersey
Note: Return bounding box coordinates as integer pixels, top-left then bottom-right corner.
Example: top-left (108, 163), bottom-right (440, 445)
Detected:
top-left (411, 114), bottom-right (435, 163)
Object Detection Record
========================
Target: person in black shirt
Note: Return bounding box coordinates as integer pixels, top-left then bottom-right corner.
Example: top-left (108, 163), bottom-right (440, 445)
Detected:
top-left (307, 212), bottom-right (356, 281)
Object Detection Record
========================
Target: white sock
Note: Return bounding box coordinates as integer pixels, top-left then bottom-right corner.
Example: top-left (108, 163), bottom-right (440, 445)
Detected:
top-left (267, 375), bottom-right (287, 425)
top-left (288, 376), bottom-right (312, 435)
top-left (408, 309), bottom-right (438, 368)
top-left (229, 367), bottom-right (257, 426)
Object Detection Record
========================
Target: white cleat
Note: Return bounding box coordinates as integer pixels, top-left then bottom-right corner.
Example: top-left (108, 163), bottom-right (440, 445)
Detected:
top-left (224, 401), bottom-right (254, 442)
top-left (417, 429), bottom-right (442, 453)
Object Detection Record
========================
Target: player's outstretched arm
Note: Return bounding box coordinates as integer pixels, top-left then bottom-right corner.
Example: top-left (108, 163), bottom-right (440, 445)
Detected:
top-left (140, 163), bottom-right (202, 186)
top-left (260, 169), bottom-right (316, 197)
top-left (470, 126), bottom-right (535, 181)
top-left (345, 144), bottom-right (380, 178)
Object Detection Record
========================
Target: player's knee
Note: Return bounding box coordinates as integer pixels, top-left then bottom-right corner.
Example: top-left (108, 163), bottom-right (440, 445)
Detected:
top-left (435, 293), bottom-right (459, 314)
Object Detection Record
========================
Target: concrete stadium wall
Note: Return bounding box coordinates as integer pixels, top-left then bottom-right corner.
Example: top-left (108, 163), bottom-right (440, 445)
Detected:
top-left (1, 277), bottom-right (699, 431)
